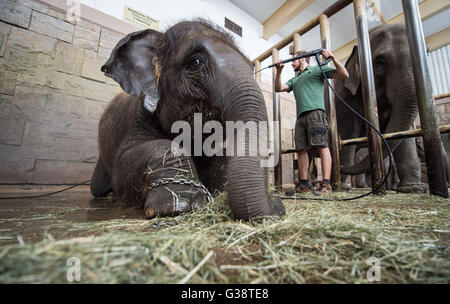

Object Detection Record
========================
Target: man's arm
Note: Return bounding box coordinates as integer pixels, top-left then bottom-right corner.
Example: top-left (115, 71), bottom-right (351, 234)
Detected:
top-left (274, 61), bottom-right (290, 92)
top-left (322, 49), bottom-right (349, 80)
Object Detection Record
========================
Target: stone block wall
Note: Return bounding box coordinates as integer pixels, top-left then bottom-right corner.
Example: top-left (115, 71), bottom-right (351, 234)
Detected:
top-left (0, 0), bottom-right (130, 184)
top-left (259, 81), bottom-right (298, 187)
top-left (414, 97), bottom-right (450, 128)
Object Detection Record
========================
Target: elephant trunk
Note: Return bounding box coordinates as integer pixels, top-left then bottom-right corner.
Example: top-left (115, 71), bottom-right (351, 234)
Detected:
top-left (222, 73), bottom-right (272, 220)
top-left (341, 77), bottom-right (418, 176)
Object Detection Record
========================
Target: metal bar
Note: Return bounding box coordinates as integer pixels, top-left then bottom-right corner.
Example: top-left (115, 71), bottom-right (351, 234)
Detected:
top-left (272, 48), bottom-right (282, 188)
top-left (402, 0), bottom-right (448, 198)
top-left (353, 0), bottom-right (385, 194)
top-left (320, 14), bottom-right (341, 192)
top-left (253, 0), bottom-right (353, 63)
top-left (340, 124), bottom-right (450, 147)
top-left (292, 34), bottom-right (301, 185)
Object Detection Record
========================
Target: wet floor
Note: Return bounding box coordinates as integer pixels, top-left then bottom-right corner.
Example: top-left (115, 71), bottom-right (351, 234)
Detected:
top-left (0, 188), bottom-right (146, 246)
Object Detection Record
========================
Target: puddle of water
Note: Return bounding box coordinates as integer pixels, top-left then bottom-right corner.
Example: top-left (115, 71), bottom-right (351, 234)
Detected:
top-left (0, 190), bottom-right (145, 245)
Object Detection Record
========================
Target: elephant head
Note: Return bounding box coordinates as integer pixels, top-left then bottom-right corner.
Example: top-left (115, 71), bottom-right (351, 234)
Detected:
top-left (338, 24), bottom-right (419, 176)
top-left (98, 20), bottom-right (283, 220)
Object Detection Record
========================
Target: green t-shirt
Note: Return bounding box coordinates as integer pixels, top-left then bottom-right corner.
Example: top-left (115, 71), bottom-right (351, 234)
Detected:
top-left (285, 64), bottom-right (336, 117)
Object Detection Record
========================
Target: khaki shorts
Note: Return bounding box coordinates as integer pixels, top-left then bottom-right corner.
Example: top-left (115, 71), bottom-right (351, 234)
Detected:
top-left (294, 109), bottom-right (329, 150)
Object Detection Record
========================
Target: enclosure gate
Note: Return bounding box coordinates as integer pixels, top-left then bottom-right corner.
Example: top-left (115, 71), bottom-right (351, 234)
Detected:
top-left (253, 0), bottom-right (448, 198)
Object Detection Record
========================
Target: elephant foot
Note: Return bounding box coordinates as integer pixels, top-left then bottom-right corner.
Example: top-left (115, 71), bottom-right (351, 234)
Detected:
top-left (341, 183), bottom-right (352, 192)
top-left (355, 182), bottom-right (367, 188)
top-left (144, 184), bottom-right (209, 219)
top-left (145, 197), bottom-right (192, 218)
top-left (396, 183), bottom-right (427, 194)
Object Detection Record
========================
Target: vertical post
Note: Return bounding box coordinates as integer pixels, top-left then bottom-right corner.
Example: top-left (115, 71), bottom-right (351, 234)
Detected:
top-left (320, 14), bottom-right (342, 192)
top-left (293, 33), bottom-right (302, 53)
top-left (254, 60), bottom-right (261, 85)
top-left (255, 59), bottom-right (269, 184)
top-left (402, 0), bottom-right (448, 198)
top-left (292, 33), bottom-right (301, 184)
top-left (353, 0), bottom-right (385, 194)
top-left (272, 48), bottom-right (282, 188)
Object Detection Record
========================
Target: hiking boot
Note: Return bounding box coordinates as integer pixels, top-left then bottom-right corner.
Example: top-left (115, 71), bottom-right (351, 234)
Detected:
top-left (312, 182), bottom-right (332, 196)
top-left (295, 183), bottom-right (310, 193)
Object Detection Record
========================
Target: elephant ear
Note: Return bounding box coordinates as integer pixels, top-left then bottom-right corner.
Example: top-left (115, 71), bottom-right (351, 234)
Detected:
top-left (101, 29), bottom-right (163, 113)
top-left (344, 45), bottom-right (361, 96)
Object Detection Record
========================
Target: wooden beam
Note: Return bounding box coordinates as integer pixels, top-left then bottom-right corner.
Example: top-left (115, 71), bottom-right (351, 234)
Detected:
top-left (262, 0), bottom-right (315, 40)
top-left (388, 0), bottom-right (449, 24)
top-left (340, 124), bottom-right (450, 147)
top-left (333, 0), bottom-right (450, 62)
top-left (367, 0), bottom-right (387, 24)
top-left (254, 0), bottom-right (353, 63)
top-left (426, 27), bottom-right (450, 52)
top-left (336, 26), bottom-right (450, 63)
top-left (334, 40), bottom-right (357, 63)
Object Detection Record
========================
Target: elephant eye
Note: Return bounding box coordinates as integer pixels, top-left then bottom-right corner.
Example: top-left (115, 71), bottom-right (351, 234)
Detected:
top-left (374, 56), bottom-right (386, 67)
top-left (187, 54), bottom-right (205, 71)
top-left (373, 56), bottom-right (386, 74)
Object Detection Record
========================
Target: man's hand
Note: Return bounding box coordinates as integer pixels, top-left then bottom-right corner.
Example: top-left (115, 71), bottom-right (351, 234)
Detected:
top-left (322, 49), bottom-right (349, 80)
top-left (274, 60), bottom-right (289, 92)
top-left (321, 49), bottom-right (334, 60)
top-left (275, 59), bottom-right (284, 72)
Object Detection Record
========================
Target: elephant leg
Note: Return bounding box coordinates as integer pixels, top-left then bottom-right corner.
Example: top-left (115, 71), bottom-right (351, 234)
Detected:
top-left (90, 154), bottom-right (113, 197)
top-left (384, 155), bottom-right (399, 191)
top-left (440, 140), bottom-right (450, 186)
top-left (355, 148), bottom-right (368, 188)
top-left (112, 139), bottom-right (208, 218)
top-left (340, 144), bottom-right (356, 190)
top-left (393, 138), bottom-right (427, 193)
top-left (194, 155), bottom-right (284, 216)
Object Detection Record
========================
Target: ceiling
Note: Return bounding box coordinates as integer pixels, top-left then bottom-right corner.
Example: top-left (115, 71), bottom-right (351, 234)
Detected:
top-left (229, 0), bottom-right (450, 55)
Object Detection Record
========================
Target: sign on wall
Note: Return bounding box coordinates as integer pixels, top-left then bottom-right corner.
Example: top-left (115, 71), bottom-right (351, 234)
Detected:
top-left (123, 6), bottom-right (159, 31)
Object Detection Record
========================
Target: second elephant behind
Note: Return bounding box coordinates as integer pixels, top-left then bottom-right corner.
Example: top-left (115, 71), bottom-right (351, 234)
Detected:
top-left (334, 23), bottom-right (427, 193)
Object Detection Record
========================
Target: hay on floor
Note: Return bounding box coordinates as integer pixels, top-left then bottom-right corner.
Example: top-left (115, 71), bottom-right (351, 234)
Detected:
top-left (0, 190), bottom-right (448, 283)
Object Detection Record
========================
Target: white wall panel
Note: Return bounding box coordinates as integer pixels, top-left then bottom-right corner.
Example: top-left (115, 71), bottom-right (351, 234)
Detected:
top-left (428, 45), bottom-right (450, 96)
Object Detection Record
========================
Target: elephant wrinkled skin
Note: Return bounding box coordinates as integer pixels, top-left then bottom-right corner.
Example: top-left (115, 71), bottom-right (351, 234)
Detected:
top-left (90, 20), bottom-right (285, 220)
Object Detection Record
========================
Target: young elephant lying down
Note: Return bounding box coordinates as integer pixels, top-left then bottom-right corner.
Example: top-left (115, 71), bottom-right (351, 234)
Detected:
top-left (90, 19), bottom-right (285, 220)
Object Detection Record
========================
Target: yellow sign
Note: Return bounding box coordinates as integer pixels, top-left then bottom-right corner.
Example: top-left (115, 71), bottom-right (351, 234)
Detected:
top-left (123, 6), bottom-right (159, 31)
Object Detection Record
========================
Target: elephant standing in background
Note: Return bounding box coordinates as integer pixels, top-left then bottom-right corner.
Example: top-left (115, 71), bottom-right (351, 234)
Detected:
top-left (89, 20), bottom-right (284, 220)
top-left (335, 23), bottom-right (427, 193)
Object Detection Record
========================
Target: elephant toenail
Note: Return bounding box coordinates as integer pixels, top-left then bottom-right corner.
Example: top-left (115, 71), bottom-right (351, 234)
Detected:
top-left (145, 207), bottom-right (157, 219)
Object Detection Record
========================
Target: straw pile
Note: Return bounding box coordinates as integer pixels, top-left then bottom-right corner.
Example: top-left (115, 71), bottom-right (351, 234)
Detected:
top-left (0, 190), bottom-right (448, 283)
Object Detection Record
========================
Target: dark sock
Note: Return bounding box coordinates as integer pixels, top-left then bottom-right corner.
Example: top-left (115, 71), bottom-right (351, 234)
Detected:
top-left (300, 179), bottom-right (309, 186)
top-left (323, 179), bottom-right (331, 185)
